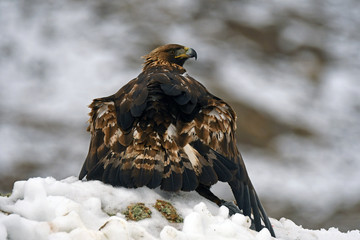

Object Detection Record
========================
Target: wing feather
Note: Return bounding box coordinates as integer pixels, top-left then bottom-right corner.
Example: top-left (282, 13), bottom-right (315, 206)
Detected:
top-left (80, 52), bottom-right (274, 237)
top-left (81, 67), bottom-right (240, 191)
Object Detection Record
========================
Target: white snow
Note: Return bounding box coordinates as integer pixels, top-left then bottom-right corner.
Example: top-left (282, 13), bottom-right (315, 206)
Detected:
top-left (0, 177), bottom-right (359, 240)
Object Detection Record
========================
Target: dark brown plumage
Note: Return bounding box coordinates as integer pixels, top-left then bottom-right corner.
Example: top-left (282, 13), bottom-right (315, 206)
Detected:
top-left (79, 44), bottom-right (275, 237)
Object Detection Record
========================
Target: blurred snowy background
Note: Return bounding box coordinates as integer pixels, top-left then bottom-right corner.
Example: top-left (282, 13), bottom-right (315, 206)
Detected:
top-left (0, 0), bottom-right (359, 232)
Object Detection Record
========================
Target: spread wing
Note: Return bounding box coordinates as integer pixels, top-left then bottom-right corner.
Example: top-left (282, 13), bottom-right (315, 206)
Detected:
top-left (79, 67), bottom-right (275, 237)
top-left (79, 69), bottom-right (242, 191)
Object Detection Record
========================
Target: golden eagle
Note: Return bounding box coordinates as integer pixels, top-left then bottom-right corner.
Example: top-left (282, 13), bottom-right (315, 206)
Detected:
top-left (79, 44), bottom-right (275, 237)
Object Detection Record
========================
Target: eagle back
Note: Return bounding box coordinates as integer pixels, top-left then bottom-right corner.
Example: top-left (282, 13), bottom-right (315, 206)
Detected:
top-left (83, 66), bottom-right (240, 192)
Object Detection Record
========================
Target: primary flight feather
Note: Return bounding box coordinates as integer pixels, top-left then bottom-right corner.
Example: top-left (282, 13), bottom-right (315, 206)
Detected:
top-left (79, 44), bottom-right (275, 237)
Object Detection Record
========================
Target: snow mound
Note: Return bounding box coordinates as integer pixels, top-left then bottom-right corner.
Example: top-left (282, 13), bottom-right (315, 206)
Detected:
top-left (0, 177), bottom-right (358, 240)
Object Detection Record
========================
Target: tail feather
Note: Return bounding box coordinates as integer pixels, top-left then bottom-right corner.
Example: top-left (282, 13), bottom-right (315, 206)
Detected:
top-left (249, 188), bottom-right (262, 232)
top-left (229, 180), bottom-right (275, 237)
top-left (79, 161), bottom-right (88, 180)
top-left (255, 192), bottom-right (276, 237)
top-left (102, 164), bottom-right (112, 184)
top-left (242, 184), bottom-right (251, 217)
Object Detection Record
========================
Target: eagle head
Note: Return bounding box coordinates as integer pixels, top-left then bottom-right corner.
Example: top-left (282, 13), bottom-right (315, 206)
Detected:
top-left (143, 44), bottom-right (197, 69)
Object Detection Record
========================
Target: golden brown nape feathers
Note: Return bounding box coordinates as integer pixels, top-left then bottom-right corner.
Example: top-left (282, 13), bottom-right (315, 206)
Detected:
top-left (142, 44), bottom-right (197, 71)
top-left (79, 44), bottom-right (275, 237)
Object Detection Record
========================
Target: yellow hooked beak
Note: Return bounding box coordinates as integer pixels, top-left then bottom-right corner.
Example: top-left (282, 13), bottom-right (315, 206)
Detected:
top-left (175, 47), bottom-right (197, 60)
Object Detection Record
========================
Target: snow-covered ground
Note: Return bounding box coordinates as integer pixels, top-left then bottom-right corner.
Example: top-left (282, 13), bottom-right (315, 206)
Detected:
top-left (1, 177), bottom-right (359, 240)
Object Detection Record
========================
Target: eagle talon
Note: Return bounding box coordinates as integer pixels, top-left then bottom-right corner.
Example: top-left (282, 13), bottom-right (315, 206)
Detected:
top-left (220, 200), bottom-right (242, 216)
